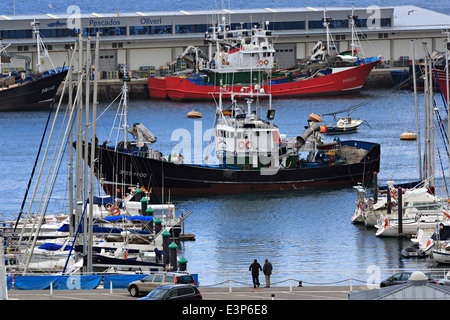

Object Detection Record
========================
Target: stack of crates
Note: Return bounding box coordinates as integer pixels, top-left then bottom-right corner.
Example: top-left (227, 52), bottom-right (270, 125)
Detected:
top-left (159, 65), bottom-right (173, 77)
top-left (139, 66), bottom-right (156, 78)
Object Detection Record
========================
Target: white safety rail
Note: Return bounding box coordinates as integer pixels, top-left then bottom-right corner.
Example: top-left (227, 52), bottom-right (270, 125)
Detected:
top-left (188, 268), bottom-right (450, 290)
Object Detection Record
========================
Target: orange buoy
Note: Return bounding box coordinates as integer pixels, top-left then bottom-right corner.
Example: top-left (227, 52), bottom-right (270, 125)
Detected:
top-left (400, 131), bottom-right (417, 140)
top-left (308, 113), bottom-right (323, 122)
top-left (187, 110), bottom-right (202, 119)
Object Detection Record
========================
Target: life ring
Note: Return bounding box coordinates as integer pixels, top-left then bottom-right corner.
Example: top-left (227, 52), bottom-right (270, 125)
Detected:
top-left (389, 189), bottom-right (398, 200)
top-left (20, 72), bottom-right (26, 80)
top-left (384, 218), bottom-right (389, 229)
top-left (444, 210), bottom-right (450, 219)
top-left (246, 141), bottom-right (253, 149)
top-left (110, 206), bottom-right (120, 216)
top-left (105, 203), bottom-right (113, 211)
top-left (258, 60), bottom-right (264, 66)
top-left (264, 59), bottom-right (269, 65)
top-left (238, 141), bottom-right (245, 149)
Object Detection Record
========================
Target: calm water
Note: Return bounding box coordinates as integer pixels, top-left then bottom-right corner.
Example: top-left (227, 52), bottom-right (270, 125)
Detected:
top-left (1, 87), bottom-right (449, 283)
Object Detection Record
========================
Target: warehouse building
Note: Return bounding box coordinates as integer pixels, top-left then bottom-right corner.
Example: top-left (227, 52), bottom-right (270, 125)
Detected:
top-left (0, 5), bottom-right (449, 77)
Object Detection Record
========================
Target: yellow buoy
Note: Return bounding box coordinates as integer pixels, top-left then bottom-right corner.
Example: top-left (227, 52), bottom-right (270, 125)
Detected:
top-left (400, 131), bottom-right (417, 140)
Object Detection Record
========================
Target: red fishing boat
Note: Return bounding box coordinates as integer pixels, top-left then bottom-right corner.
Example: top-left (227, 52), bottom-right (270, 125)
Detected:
top-left (148, 11), bottom-right (382, 101)
top-left (433, 68), bottom-right (449, 102)
top-left (162, 58), bottom-right (381, 101)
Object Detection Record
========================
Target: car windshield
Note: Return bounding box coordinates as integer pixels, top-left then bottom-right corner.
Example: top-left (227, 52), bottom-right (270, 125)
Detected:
top-left (147, 287), bottom-right (170, 299)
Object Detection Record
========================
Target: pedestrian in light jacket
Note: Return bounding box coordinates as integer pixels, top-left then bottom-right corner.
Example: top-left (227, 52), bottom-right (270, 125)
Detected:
top-left (263, 259), bottom-right (273, 288)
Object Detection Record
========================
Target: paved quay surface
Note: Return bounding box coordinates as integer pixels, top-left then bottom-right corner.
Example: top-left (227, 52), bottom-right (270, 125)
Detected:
top-left (6, 285), bottom-right (366, 300)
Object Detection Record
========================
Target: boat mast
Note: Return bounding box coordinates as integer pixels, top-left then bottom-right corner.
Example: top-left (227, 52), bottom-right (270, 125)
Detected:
top-left (411, 40), bottom-right (422, 181)
top-left (123, 65), bottom-right (130, 146)
top-left (87, 32), bottom-right (100, 273)
top-left (322, 10), bottom-right (332, 55)
top-left (348, 7), bottom-right (358, 57)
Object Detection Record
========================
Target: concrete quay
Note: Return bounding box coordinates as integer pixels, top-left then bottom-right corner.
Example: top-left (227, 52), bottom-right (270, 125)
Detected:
top-left (6, 285), bottom-right (365, 300)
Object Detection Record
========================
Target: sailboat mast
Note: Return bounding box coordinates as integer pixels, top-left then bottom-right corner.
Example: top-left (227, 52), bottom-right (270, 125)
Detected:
top-left (411, 40), bottom-right (422, 181)
top-left (87, 32), bottom-right (100, 273)
top-left (123, 65), bottom-right (129, 146)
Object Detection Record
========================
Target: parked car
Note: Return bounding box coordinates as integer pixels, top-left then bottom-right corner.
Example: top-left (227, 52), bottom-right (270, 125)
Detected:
top-left (139, 284), bottom-right (203, 300)
top-left (128, 272), bottom-right (196, 297)
top-left (380, 271), bottom-right (436, 287)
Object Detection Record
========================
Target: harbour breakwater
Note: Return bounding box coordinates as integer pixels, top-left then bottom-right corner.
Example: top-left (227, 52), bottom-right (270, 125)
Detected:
top-left (56, 68), bottom-right (401, 102)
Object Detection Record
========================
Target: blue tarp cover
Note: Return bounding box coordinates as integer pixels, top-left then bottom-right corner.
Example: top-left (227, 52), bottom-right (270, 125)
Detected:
top-left (103, 274), bottom-right (147, 289)
top-left (38, 243), bottom-right (72, 251)
top-left (13, 275), bottom-right (102, 290)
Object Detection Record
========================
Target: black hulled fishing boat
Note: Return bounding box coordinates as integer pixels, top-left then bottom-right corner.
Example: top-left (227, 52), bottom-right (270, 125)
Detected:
top-left (0, 21), bottom-right (68, 111)
top-left (81, 68), bottom-right (381, 198)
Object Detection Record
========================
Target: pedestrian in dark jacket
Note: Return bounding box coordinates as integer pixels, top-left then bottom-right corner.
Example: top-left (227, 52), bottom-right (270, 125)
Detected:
top-left (263, 259), bottom-right (273, 287)
top-left (249, 259), bottom-right (262, 288)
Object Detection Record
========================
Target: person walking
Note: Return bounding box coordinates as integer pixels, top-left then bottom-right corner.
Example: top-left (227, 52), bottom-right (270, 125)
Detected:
top-left (249, 259), bottom-right (262, 288)
top-left (263, 259), bottom-right (273, 288)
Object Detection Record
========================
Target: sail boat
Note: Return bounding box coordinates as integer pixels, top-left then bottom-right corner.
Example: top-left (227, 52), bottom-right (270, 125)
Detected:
top-left (0, 21), bottom-right (68, 111)
top-left (371, 42), bottom-right (448, 238)
top-left (148, 10), bottom-right (382, 101)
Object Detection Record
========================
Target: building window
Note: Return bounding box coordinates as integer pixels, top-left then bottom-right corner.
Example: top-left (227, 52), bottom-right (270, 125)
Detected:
top-left (84, 27), bottom-right (126, 36)
top-left (1, 29), bottom-right (32, 39)
top-left (309, 19), bottom-right (348, 29)
top-left (268, 21), bottom-right (305, 30)
top-left (129, 25), bottom-right (172, 35)
top-left (40, 28), bottom-right (78, 38)
top-left (175, 24), bottom-right (208, 33)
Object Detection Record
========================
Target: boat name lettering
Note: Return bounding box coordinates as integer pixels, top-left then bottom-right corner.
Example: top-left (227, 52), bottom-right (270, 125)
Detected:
top-left (89, 19), bottom-right (121, 27)
top-left (140, 17), bottom-right (163, 25)
top-left (41, 85), bottom-right (55, 94)
top-left (343, 76), bottom-right (357, 84)
top-left (119, 169), bottom-right (147, 178)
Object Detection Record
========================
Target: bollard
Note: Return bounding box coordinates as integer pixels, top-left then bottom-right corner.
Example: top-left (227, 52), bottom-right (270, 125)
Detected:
top-left (169, 242), bottom-right (178, 271)
top-left (154, 217), bottom-right (162, 234)
top-left (178, 256), bottom-right (188, 271)
top-left (398, 187), bottom-right (403, 235)
top-left (373, 172), bottom-right (378, 204)
top-left (162, 230), bottom-right (171, 266)
top-left (135, 189), bottom-right (143, 202)
top-left (140, 197), bottom-right (148, 215)
top-left (387, 188), bottom-right (391, 214)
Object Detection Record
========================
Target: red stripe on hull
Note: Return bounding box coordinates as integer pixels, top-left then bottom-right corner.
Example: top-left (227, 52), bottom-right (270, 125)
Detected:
top-left (160, 59), bottom-right (381, 101)
top-left (103, 178), bottom-right (359, 197)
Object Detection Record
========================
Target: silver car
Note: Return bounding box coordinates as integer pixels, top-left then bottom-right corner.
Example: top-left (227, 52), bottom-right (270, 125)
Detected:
top-left (127, 272), bottom-right (196, 297)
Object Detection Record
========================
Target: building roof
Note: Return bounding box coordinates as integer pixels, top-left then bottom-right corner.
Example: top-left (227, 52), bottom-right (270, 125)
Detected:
top-left (349, 280), bottom-right (450, 300)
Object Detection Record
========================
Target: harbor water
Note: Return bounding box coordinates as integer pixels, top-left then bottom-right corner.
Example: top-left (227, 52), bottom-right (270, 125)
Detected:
top-left (1, 87), bottom-right (449, 284)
